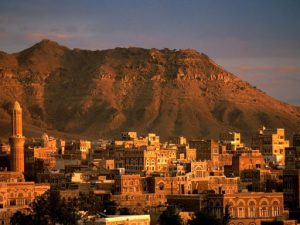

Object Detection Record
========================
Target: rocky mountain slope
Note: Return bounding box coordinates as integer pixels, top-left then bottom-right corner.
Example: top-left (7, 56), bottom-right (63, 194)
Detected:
top-left (0, 40), bottom-right (299, 141)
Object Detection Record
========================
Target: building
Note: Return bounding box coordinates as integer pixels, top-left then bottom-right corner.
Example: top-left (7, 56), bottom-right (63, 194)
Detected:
top-left (189, 139), bottom-right (220, 164)
top-left (240, 168), bottom-right (283, 192)
top-left (232, 150), bottom-right (265, 177)
top-left (9, 101), bottom-right (25, 173)
top-left (285, 147), bottom-right (300, 170)
top-left (167, 193), bottom-right (208, 212)
top-left (25, 146), bottom-right (57, 171)
top-left (156, 148), bottom-right (176, 173)
top-left (220, 132), bottom-right (244, 152)
top-left (114, 174), bottom-right (142, 195)
top-left (283, 169), bottom-right (300, 209)
top-left (169, 136), bottom-right (187, 145)
top-left (282, 133), bottom-right (300, 217)
top-left (208, 191), bottom-right (288, 225)
top-left (80, 215), bottom-right (150, 225)
top-left (252, 128), bottom-right (289, 166)
top-left (176, 161), bottom-right (239, 195)
top-left (293, 132), bottom-right (300, 147)
top-left (177, 145), bottom-right (196, 161)
top-left (0, 172), bottom-right (50, 225)
top-left (124, 148), bottom-right (146, 173)
top-left (146, 176), bottom-right (179, 195)
top-left (76, 140), bottom-right (92, 160)
top-left (0, 143), bottom-right (10, 171)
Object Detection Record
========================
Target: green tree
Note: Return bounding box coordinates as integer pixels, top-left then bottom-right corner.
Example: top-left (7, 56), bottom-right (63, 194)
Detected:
top-left (11, 189), bottom-right (79, 225)
top-left (74, 192), bottom-right (104, 215)
top-left (103, 200), bottom-right (118, 215)
top-left (222, 205), bottom-right (231, 225)
top-left (159, 206), bottom-right (182, 225)
top-left (10, 211), bottom-right (34, 225)
top-left (119, 207), bottom-right (131, 215)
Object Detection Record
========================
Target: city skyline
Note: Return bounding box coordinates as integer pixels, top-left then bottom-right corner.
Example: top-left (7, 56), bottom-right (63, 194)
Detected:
top-left (2, 1), bottom-right (300, 225)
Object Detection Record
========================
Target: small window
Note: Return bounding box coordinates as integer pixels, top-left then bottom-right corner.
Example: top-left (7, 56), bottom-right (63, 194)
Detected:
top-left (159, 183), bottom-right (164, 190)
top-left (10, 199), bottom-right (16, 206)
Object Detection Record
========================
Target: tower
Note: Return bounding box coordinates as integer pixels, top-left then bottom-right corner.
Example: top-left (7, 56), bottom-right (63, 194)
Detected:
top-left (9, 101), bottom-right (25, 173)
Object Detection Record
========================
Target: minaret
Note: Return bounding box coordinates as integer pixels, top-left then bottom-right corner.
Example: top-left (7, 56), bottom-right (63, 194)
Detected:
top-left (9, 101), bottom-right (25, 173)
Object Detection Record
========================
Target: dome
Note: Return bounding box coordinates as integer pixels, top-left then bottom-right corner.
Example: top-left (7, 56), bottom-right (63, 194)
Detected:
top-left (13, 101), bottom-right (22, 110)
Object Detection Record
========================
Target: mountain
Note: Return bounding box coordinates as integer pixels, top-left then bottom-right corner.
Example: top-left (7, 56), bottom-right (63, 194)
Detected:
top-left (0, 39), bottom-right (299, 142)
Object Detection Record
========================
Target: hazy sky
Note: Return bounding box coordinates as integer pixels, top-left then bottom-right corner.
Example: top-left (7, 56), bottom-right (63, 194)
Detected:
top-left (0, 0), bottom-right (300, 105)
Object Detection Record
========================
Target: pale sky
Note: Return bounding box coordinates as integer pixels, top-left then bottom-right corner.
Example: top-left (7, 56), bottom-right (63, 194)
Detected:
top-left (1, 0), bottom-right (299, 105)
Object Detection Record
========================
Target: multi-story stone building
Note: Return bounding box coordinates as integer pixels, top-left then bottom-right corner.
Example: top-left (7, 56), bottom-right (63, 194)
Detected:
top-left (189, 139), bottom-right (220, 166)
top-left (177, 145), bottom-right (197, 161)
top-left (208, 191), bottom-right (288, 225)
top-left (25, 146), bottom-right (57, 171)
top-left (112, 174), bottom-right (166, 211)
top-left (123, 145), bottom-right (176, 174)
top-left (0, 172), bottom-right (50, 225)
top-left (191, 176), bottom-right (239, 195)
top-left (114, 174), bottom-right (143, 195)
top-left (169, 136), bottom-right (187, 145)
top-left (285, 146), bottom-right (300, 170)
top-left (252, 128), bottom-right (289, 166)
top-left (167, 193), bottom-right (208, 212)
top-left (240, 169), bottom-right (283, 192)
top-left (0, 143), bottom-right (10, 171)
top-left (156, 148), bottom-right (176, 172)
top-left (109, 132), bottom-right (161, 170)
top-left (232, 150), bottom-right (265, 176)
top-left (123, 147), bottom-right (154, 174)
top-left (293, 132), bottom-right (300, 147)
top-left (283, 169), bottom-right (300, 209)
top-left (146, 176), bottom-right (179, 195)
top-left (283, 135), bottom-right (300, 213)
top-left (220, 132), bottom-right (244, 152)
top-left (177, 161), bottom-right (239, 195)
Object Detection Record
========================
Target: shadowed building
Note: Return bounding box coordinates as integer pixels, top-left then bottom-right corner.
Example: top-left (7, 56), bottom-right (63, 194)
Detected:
top-left (189, 139), bottom-right (220, 165)
top-left (293, 132), bottom-right (300, 147)
top-left (283, 135), bottom-right (300, 213)
top-left (9, 101), bottom-right (25, 173)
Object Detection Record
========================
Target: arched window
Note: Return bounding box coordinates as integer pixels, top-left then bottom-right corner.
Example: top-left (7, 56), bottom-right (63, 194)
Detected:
top-left (260, 201), bottom-right (268, 217)
top-left (18, 193), bottom-right (24, 198)
top-left (248, 201), bottom-right (256, 218)
top-left (215, 201), bottom-right (222, 219)
top-left (237, 201), bottom-right (245, 218)
top-left (272, 201), bottom-right (280, 217)
top-left (159, 182), bottom-right (164, 190)
top-left (228, 202), bottom-right (235, 218)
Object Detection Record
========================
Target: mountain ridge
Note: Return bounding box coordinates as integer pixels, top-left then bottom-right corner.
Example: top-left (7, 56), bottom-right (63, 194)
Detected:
top-left (0, 40), bottom-right (299, 141)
